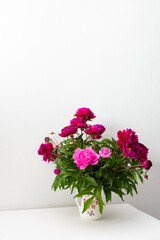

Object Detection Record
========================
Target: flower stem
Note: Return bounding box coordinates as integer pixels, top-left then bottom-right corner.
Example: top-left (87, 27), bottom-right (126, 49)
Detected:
top-left (56, 153), bottom-right (64, 159)
top-left (111, 147), bottom-right (119, 154)
top-left (115, 153), bottom-right (123, 159)
top-left (50, 133), bottom-right (60, 146)
top-left (70, 135), bottom-right (77, 148)
top-left (80, 129), bottom-right (83, 148)
top-left (124, 159), bottom-right (132, 164)
top-left (117, 164), bottom-right (143, 172)
top-left (128, 164), bottom-right (143, 168)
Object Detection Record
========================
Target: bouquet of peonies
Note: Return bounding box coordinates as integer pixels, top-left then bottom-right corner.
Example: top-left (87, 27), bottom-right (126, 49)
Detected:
top-left (38, 107), bottom-right (152, 214)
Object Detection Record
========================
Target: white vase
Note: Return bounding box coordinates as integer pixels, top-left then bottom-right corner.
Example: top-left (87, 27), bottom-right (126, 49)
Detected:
top-left (75, 194), bottom-right (102, 220)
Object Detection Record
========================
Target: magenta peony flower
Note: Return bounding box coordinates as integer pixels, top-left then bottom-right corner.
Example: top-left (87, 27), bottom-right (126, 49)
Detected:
top-left (136, 143), bottom-right (148, 162)
top-left (76, 107), bottom-right (96, 121)
top-left (73, 147), bottom-right (99, 169)
top-left (99, 147), bottom-right (111, 158)
top-left (54, 168), bottom-right (61, 175)
top-left (38, 142), bottom-right (56, 162)
top-left (50, 152), bottom-right (57, 160)
top-left (143, 160), bottom-right (152, 170)
top-left (59, 125), bottom-right (77, 137)
top-left (45, 142), bottom-right (54, 153)
top-left (117, 129), bottom-right (149, 162)
top-left (70, 117), bottom-right (88, 129)
top-left (84, 124), bottom-right (106, 139)
top-left (117, 129), bottom-right (139, 159)
top-left (38, 143), bottom-right (46, 155)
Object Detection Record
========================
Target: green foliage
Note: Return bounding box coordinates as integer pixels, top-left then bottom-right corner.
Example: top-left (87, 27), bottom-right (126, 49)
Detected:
top-left (82, 196), bottom-right (94, 214)
top-left (96, 190), bottom-right (104, 214)
top-left (85, 176), bottom-right (98, 187)
top-left (50, 136), bottom-right (146, 215)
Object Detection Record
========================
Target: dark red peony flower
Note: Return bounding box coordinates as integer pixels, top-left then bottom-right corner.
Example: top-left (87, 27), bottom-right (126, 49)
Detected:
top-left (144, 175), bottom-right (148, 179)
top-left (70, 117), bottom-right (88, 129)
top-left (143, 160), bottom-right (152, 170)
top-left (59, 125), bottom-right (77, 137)
top-left (117, 128), bottom-right (149, 163)
top-left (84, 124), bottom-right (106, 139)
top-left (38, 142), bottom-right (56, 162)
top-left (76, 107), bottom-right (96, 121)
top-left (117, 129), bottom-right (139, 159)
top-left (136, 143), bottom-right (148, 162)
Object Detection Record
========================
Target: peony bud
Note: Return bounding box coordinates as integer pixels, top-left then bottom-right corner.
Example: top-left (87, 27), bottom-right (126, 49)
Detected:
top-left (144, 175), bottom-right (148, 179)
top-left (44, 137), bottom-right (50, 142)
top-left (54, 168), bottom-right (61, 175)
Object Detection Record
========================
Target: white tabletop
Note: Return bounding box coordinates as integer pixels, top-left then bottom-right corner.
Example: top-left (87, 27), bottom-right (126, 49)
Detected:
top-left (0, 204), bottom-right (159, 240)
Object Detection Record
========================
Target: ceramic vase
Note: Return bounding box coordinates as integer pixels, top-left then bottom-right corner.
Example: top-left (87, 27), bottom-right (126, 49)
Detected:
top-left (75, 194), bottom-right (102, 220)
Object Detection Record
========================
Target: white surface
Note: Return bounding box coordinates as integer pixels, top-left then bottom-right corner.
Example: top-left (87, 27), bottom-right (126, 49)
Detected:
top-left (0, 0), bottom-right (160, 220)
top-left (0, 204), bottom-right (159, 240)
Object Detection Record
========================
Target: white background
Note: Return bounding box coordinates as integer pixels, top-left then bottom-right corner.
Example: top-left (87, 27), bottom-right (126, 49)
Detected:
top-left (0, 0), bottom-right (160, 219)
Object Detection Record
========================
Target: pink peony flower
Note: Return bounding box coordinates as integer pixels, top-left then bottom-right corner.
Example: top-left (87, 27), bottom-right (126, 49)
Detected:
top-left (84, 124), bottom-right (106, 139)
top-left (99, 147), bottom-right (111, 158)
top-left (73, 147), bottom-right (99, 169)
top-left (54, 168), bottom-right (61, 175)
top-left (59, 125), bottom-right (77, 137)
top-left (76, 107), bottom-right (96, 121)
top-left (70, 117), bottom-right (88, 129)
top-left (38, 142), bottom-right (56, 162)
top-left (143, 160), bottom-right (152, 170)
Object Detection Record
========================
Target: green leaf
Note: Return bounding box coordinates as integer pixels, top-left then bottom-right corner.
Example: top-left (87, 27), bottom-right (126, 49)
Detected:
top-left (66, 169), bottom-right (76, 172)
top-left (86, 176), bottom-right (98, 186)
top-left (96, 170), bottom-right (102, 178)
top-left (82, 196), bottom-right (94, 214)
top-left (103, 188), bottom-right (112, 202)
top-left (53, 146), bottom-right (59, 152)
top-left (71, 182), bottom-right (75, 194)
top-left (76, 178), bottom-right (86, 192)
top-left (94, 182), bottom-right (102, 195)
top-left (132, 171), bottom-right (138, 184)
top-left (128, 185), bottom-right (133, 197)
top-left (101, 138), bottom-right (113, 145)
top-left (111, 137), bottom-right (119, 148)
top-left (137, 172), bottom-right (144, 183)
top-left (55, 158), bottom-right (61, 169)
top-left (51, 176), bottom-right (60, 191)
top-left (74, 186), bottom-right (94, 198)
top-left (61, 176), bottom-right (66, 188)
top-left (108, 178), bottom-right (113, 186)
top-left (96, 191), bottom-right (104, 214)
top-left (64, 176), bottom-right (74, 188)
top-left (74, 191), bottom-right (94, 199)
top-left (111, 187), bottom-right (125, 201)
top-left (129, 182), bottom-right (138, 194)
top-left (137, 168), bottom-right (144, 173)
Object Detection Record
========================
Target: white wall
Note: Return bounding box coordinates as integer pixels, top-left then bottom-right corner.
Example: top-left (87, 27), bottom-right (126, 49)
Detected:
top-left (0, 0), bottom-right (160, 219)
